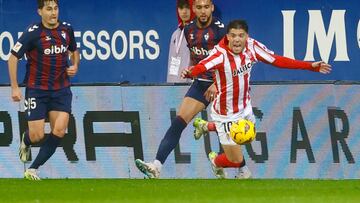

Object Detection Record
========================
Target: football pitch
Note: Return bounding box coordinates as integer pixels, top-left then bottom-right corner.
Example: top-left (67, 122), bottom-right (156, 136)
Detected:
top-left (0, 179), bottom-right (359, 203)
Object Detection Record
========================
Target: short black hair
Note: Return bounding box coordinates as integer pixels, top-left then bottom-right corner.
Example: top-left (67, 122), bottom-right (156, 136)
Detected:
top-left (227, 19), bottom-right (249, 33)
top-left (37, 0), bottom-right (58, 9)
top-left (177, 0), bottom-right (190, 8)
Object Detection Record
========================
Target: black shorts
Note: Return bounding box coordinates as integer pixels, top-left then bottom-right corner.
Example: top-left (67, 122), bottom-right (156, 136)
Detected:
top-left (24, 87), bottom-right (72, 121)
top-left (184, 80), bottom-right (213, 107)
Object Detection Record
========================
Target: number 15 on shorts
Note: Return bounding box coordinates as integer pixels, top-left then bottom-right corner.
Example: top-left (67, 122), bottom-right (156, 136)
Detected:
top-left (24, 98), bottom-right (37, 110)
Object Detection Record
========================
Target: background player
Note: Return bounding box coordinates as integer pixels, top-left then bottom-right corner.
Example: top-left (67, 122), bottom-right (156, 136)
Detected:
top-left (167, 0), bottom-right (194, 83)
top-left (182, 19), bottom-right (331, 178)
top-left (135, 0), bottom-right (238, 178)
top-left (8, 0), bottom-right (79, 180)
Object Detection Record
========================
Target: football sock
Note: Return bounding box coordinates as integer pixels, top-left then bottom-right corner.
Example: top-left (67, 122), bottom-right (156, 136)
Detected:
top-left (207, 122), bottom-right (216, 131)
top-left (29, 133), bottom-right (61, 169)
top-left (214, 153), bottom-right (246, 168)
top-left (23, 130), bottom-right (32, 146)
top-left (155, 116), bottom-right (187, 164)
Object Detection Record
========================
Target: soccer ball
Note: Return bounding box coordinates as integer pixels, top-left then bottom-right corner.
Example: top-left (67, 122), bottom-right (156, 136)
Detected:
top-left (229, 119), bottom-right (256, 145)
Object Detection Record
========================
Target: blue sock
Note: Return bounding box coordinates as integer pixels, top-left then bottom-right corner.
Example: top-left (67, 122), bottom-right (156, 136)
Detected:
top-left (155, 116), bottom-right (187, 164)
top-left (23, 130), bottom-right (32, 146)
top-left (30, 133), bottom-right (61, 169)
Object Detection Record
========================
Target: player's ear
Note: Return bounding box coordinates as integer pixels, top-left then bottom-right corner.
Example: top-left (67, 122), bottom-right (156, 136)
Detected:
top-left (37, 9), bottom-right (42, 17)
top-left (211, 4), bottom-right (214, 12)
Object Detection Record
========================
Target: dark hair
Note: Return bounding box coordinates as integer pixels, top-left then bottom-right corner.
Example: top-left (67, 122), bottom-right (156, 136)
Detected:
top-left (177, 0), bottom-right (190, 8)
top-left (227, 19), bottom-right (249, 33)
top-left (37, 0), bottom-right (58, 9)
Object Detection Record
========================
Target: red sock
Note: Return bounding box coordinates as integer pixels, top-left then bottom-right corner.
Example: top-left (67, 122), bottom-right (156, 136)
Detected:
top-left (207, 122), bottom-right (216, 131)
top-left (214, 153), bottom-right (244, 168)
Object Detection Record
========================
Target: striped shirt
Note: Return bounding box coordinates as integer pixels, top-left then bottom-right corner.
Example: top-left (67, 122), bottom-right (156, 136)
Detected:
top-left (11, 21), bottom-right (77, 90)
top-left (189, 36), bottom-right (315, 118)
top-left (184, 18), bottom-right (225, 81)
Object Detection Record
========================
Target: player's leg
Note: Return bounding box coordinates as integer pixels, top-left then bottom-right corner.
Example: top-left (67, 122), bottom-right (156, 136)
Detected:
top-left (20, 120), bottom-right (45, 162)
top-left (136, 97), bottom-right (206, 178)
top-left (208, 120), bottom-right (251, 179)
top-left (28, 111), bottom-right (68, 170)
top-left (135, 80), bottom-right (211, 178)
top-left (22, 88), bottom-right (49, 180)
top-left (221, 145), bottom-right (252, 179)
top-left (26, 87), bottom-right (71, 179)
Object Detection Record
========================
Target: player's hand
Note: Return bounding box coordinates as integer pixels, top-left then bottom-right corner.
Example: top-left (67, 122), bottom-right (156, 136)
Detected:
top-left (11, 86), bottom-right (22, 102)
top-left (204, 83), bottom-right (217, 102)
top-left (67, 65), bottom-right (78, 77)
top-left (312, 61), bottom-right (332, 74)
top-left (181, 68), bottom-right (192, 79)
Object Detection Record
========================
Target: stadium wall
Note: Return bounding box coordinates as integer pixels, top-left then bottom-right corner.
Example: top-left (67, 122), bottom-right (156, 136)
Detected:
top-left (0, 83), bottom-right (359, 179)
top-left (0, 0), bottom-right (359, 83)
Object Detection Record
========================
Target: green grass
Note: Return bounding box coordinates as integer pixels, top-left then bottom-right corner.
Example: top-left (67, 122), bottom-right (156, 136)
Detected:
top-left (0, 179), bottom-right (359, 203)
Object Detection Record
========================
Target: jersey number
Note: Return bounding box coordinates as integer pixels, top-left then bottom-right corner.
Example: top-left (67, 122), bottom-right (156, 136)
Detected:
top-left (24, 98), bottom-right (37, 110)
top-left (222, 121), bottom-right (233, 133)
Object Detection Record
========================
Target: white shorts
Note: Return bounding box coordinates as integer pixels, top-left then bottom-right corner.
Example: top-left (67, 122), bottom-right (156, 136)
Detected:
top-left (212, 105), bottom-right (256, 145)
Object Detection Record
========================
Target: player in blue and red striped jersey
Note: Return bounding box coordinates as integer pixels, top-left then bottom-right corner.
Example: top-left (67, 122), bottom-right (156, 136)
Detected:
top-left (8, 0), bottom-right (79, 180)
top-left (135, 0), bottom-right (248, 179)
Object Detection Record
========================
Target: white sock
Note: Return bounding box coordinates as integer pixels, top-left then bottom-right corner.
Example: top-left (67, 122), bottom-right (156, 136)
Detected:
top-left (153, 159), bottom-right (162, 172)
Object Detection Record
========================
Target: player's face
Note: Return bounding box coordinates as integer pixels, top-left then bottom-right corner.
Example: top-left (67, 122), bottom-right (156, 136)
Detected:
top-left (38, 1), bottom-right (59, 29)
top-left (178, 6), bottom-right (191, 23)
top-left (227, 28), bottom-right (248, 54)
top-left (193, 0), bottom-right (214, 26)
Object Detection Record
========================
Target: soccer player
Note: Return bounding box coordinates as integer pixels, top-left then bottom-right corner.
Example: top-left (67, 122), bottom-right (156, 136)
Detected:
top-left (182, 19), bottom-right (331, 178)
top-left (167, 0), bottom-right (194, 83)
top-left (8, 0), bottom-right (79, 180)
top-left (135, 0), bottom-right (231, 178)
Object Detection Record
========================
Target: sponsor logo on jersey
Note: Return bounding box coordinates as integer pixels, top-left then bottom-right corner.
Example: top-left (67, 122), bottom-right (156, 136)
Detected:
top-left (232, 62), bottom-right (255, 76)
top-left (190, 46), bottom-right (210, 56)
top-left (44, 44), bottom-right (68, 55)
top-left (12, 42), bottom-right (23, 53)
top-left (45, 36), bottom-right (52, 41)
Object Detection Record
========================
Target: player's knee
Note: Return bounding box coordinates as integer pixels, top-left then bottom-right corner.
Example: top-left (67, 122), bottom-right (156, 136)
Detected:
top-left (227, 155), bottom-right (244, 163)
top-left (176, 112), bottom-right (194, 124)
top-left (52, 128), bottom-right (66, 138)
top-left (29, 130), bottom-right (45, 143)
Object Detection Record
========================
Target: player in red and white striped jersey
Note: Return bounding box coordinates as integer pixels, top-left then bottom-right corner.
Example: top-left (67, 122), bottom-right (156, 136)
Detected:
top-left (183, 19), bottom-right (331, 178)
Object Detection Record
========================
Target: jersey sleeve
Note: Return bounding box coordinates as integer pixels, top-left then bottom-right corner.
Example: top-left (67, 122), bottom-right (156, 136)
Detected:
top-left (254, 40), bottom-right (315, 71)
top-left (67, 25), bottom-right (77, 52)
top-left (189, 47), bottom-right (223, 77)
top-left (11, 24), bottom-right (37, 59)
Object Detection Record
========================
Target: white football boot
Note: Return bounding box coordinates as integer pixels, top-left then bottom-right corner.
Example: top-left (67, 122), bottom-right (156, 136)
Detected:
top-left (24, 169), bottom-right (41, 181)
top-left (235, 165), bottom-right (252, 179)
top-left (135, 159), bottom-right (160, 179)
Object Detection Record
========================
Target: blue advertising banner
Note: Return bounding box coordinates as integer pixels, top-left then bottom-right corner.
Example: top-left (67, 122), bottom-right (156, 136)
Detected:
top-left (0, 0), bottom-right (359, 83)
top-left (0, 84), bottom-right (359, 179)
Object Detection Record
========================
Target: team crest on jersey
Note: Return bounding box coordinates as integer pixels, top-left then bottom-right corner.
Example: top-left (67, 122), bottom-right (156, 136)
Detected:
top-left (61, 31), bottom-right (67, 39)
top-left (204, 33), bottom-right (209, 41)
top-left (12, 42), bottom-right (23, 53)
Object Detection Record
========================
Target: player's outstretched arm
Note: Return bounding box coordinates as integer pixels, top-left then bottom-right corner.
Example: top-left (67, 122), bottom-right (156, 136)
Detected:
top-left (311, 61), bottom-right (332, 74)
top-left (7, 54), bottom-right (22, 102)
